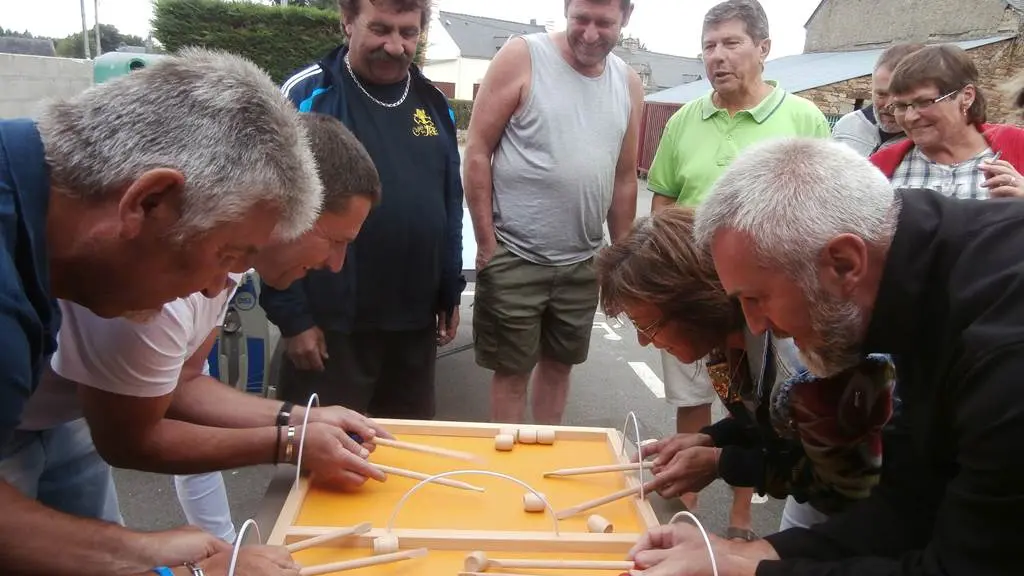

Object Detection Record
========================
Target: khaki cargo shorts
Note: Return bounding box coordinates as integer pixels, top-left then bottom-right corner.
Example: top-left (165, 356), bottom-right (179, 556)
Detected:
top-left (473, 243), bottom-right (599, 375)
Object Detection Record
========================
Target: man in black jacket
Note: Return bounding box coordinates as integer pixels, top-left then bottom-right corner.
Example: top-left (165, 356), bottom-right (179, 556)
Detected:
top-left (261, 0), bottom-right (465, 419)
top-left (625, 136), bottom-right (1024, 576)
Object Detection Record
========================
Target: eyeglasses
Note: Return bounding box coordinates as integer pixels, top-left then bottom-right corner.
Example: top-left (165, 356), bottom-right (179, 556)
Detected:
top-left (629, 315), bottom-right (666, 340)
top-left (885, 88), bottom-right (960, 115)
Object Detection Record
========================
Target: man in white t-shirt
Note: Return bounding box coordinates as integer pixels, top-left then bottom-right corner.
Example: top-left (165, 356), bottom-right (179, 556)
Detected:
top-left (4, 114), bottom-right (385, 565)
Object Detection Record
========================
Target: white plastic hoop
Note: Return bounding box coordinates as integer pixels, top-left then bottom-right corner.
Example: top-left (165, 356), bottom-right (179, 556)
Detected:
top-left (227, 518), bottom-right (262, 576)
top-left (294, 393), bottom-right (320, 486)
top-left (668, 510), bottom-right (718, 576)
top-left (619, 411), bottom-right (646, 500)
top-left (386, 470), bottom-right (560, 536)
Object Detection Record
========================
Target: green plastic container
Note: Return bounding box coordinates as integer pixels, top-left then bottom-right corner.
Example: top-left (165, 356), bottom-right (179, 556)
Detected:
top-left (93, 51), bottom-right (167, 84)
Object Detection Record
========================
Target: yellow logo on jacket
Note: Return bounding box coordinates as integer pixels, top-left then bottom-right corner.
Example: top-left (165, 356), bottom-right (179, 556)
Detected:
top-left (412, 108), bottom-right (439, 137)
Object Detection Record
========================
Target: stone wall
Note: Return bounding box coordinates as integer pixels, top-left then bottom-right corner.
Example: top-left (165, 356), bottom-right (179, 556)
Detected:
top-left (805, 0), bottom-right (1017, 53)
top-left (797, 76), bottom-right (874, 116)
top-left (793, 40), bottom-right (1024, 124)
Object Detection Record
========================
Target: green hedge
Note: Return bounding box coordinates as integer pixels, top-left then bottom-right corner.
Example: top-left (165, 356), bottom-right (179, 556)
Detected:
top-left (153, 0), bottom-right (430, 84)
top-left (153, 0), bottom-right (344, 84)
top-left (450, 99), bottom-right (473, 130)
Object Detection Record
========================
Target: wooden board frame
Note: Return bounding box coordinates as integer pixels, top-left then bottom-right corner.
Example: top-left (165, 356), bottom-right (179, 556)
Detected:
top-left (266, 418), bottom-right (658, 554)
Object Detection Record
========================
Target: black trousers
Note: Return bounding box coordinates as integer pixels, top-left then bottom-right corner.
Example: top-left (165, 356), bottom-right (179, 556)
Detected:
top-left (278, 328), bottom-right (437, 419)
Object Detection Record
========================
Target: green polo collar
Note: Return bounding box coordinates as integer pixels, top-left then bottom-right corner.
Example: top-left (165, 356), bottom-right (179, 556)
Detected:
top-left (701, 80), bottom-right (786, 123)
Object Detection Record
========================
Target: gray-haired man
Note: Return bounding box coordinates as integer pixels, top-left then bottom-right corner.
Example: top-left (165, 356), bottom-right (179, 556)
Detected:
top-left (0, 48), bottom-right (318, 576)
top-left (629, 138), bottom-right (1024, 576)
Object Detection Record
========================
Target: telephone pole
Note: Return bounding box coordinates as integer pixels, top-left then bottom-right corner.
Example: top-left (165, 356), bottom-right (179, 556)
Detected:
top-left (94, 0), bottom-right (102, 56)
top-left (79, 0), bottom-right (91, 58)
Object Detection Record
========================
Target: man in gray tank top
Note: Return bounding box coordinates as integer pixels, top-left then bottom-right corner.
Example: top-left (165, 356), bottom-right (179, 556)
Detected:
top-left (464, 0), bottom-right (643, 425)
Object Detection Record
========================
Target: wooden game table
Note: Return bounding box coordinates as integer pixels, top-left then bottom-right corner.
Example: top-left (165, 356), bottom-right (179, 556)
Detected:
top-left (254, 418), bottom-right (663, 575)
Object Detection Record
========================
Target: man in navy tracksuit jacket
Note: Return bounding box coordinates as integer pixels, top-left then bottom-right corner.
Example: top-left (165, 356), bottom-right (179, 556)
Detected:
top-left (262, 1), bottom-right (465, 419)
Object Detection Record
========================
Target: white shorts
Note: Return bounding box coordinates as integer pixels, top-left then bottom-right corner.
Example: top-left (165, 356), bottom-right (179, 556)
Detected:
top-left (780, 495), bottom-right (829, 530)
top-left (661, 349), bottom-right (717, 407)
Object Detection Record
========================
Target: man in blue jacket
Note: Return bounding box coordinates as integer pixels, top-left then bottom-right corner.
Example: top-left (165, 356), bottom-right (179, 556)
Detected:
top-left (0, 48), bottom-right (316, 576)
top-left (262, 0), bottom-right (465, 419)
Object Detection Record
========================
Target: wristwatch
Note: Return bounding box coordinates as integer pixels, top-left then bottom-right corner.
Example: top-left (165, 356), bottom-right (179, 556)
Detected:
top-left (184, 561), bottom-right (205, 576)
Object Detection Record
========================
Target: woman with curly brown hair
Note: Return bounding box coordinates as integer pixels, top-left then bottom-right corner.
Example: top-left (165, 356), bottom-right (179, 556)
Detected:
top-left (597, 206), bottom-right (896, 535)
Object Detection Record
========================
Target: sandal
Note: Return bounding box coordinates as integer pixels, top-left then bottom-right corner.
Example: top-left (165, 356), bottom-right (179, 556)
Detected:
top-left (725, 526), bottom-right (758, 541)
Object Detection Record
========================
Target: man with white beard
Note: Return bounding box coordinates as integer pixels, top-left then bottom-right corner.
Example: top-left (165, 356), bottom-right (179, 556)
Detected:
top-left (625, 137), bottom-right (1023, 576)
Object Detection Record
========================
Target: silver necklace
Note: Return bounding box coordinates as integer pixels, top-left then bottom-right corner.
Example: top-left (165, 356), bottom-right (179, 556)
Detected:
top-left (344, 53), bottom-right (410, 108)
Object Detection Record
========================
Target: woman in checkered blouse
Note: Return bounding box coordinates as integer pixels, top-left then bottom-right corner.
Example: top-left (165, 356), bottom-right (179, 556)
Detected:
top-left (869, 44), bottom-right (1024, 199)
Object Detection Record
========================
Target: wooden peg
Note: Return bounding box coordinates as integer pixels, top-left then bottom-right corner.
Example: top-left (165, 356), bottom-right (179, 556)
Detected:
top-left (544, 461), bottom-right (654, 477)
top-left (372, 534), bottom-right (399, 554)
top-left (555, 485), bottom-right (644, 519)
top-left (286, 522), bottom-right (372, 553)
top-left (299, 547), bottom-right (428, 575)
top-left (373, 464), bottom-right (485, 492)
top-left (587, 514), bottom-right (614, 533)
top-left (464, 551), bottom-right (632, 572)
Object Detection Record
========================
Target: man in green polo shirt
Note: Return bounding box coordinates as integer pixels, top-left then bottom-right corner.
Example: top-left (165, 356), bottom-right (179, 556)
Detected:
top-left (642, 0), bottom-right (830, 541)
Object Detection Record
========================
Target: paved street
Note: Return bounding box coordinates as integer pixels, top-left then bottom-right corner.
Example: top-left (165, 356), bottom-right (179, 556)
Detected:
top-left (112, 182), bottom-right (786, 541)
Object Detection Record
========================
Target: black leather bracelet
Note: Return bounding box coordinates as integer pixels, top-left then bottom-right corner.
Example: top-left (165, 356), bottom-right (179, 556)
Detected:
top-left (276, 401), bottom-right (294, 427)
top-left (274, 424), bottom-right (282, 465)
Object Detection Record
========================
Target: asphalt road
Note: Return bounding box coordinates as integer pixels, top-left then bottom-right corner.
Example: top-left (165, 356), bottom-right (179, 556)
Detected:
top-left (111, 183), bottom-right (786, 541)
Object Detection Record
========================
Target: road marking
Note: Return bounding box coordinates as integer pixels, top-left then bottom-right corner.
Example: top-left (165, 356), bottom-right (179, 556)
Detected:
top-left (629, 361), bottom-right (665, 398)
top-left (593, 321), bottom-right (622, 341)
top-left (462, 291), bottom-right (474, 297)
top-left (751, 494), bottom-right (769, 504)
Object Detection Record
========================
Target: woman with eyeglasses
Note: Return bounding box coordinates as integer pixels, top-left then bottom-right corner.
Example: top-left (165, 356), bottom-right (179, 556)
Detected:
top-left (870, 44), bottom-right (1024, 199)
top-left (596, 207), bottom-right (896, 534)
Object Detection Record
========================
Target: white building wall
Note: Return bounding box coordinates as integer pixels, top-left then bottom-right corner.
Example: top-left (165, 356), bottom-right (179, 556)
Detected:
top-left (452, 57), bottom-right (491, 100)
top-left (0, 54), bottom-right (93, 119)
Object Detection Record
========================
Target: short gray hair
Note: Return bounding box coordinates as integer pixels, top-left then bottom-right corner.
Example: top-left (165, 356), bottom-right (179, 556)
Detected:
top-left (703, 0), bottom-right (770, 43)
top-left (36, 47), bottom-right (322, 242)
top-left (693, 138), bottom-right (898, 282)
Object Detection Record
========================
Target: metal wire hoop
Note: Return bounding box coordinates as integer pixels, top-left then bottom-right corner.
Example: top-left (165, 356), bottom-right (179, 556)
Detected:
top-left (294, 393), bottom-right (321, 486)
top-left (386, 470), bottom-right (560, 536)
top-left (619, 411), bottom-right (646, 500)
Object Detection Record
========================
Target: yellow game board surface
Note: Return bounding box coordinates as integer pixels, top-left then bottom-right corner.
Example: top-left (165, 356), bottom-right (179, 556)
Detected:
top-left (292, 546), bottom-right (634, 576)
top-left (295, 432), bottom-right (647, 534)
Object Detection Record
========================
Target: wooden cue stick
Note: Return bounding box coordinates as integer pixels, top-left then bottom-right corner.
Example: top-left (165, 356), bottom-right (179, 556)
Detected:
top-left (374, 464), bottom-right (485, 492)
top-left (459, 572), bottom-right (553, 576)
top-left (298, 548), bottom-right (428, 575)
top-left (544, 461), bottom-right (654, 477)
top-left (286, 522), bottom-right (372, 553)
top-left (372, 437), bottom-right (482, 462)
top-left (490, 558), bottom-right (635, 570)
top-left (555, 485), bottom-right (644, 519)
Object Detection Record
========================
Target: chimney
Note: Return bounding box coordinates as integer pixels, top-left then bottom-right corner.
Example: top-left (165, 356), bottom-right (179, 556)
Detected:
top-left (530, 18), bottom-right (537, 25)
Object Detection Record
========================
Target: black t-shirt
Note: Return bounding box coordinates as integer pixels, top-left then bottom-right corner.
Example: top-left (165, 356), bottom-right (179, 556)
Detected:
top-left (340, 66), bottom-right (449, 332)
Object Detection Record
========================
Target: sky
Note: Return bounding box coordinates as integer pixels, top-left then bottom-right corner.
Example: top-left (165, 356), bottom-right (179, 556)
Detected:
top-left (2, 0), bottom-right (822, 59)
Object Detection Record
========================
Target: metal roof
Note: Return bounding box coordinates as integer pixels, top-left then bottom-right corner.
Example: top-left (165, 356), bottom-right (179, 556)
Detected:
top-left (0, 37), bottom-right (56, 57)
top-left (612, 45), bottom-right (704, 92)
top-left (645, 35), bottom-right (1015, 104)
top-left (438, 11), bottom-right (546, 60)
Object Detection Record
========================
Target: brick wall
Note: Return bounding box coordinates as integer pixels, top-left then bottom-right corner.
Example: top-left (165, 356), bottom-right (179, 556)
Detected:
top-left (793, 40), bottom-right (1024, 124)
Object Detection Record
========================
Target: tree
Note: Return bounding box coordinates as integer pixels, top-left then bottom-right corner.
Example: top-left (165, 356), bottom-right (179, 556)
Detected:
top-left (54, 24), bottom-right (145, 58)
top-left (266, 0), bottom-right (338, 9)
top-left (0, 27), bottom-right (43, 39)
